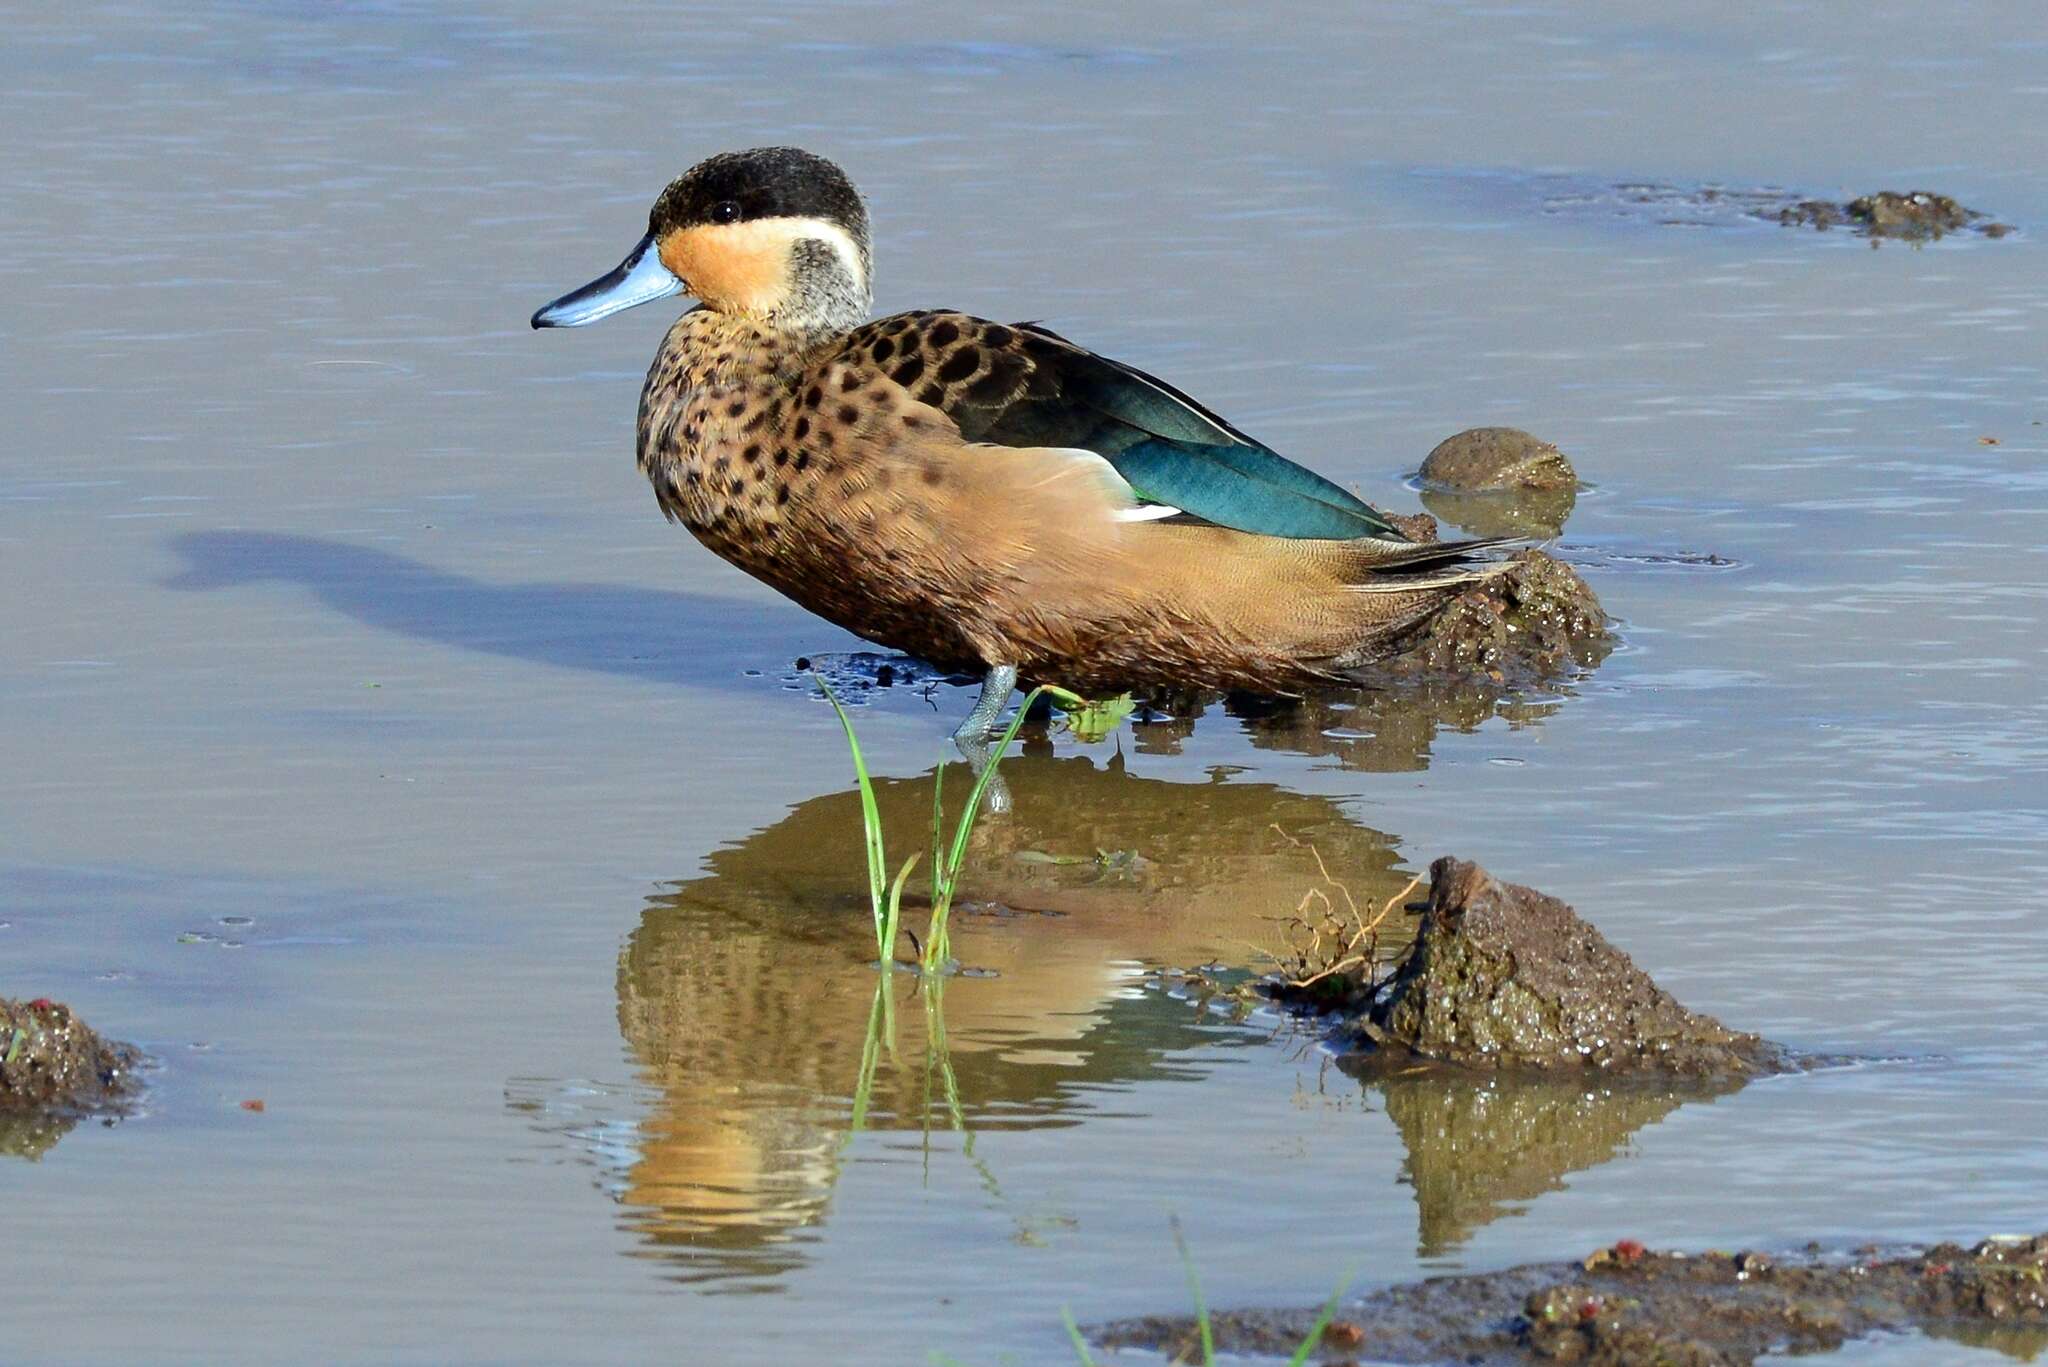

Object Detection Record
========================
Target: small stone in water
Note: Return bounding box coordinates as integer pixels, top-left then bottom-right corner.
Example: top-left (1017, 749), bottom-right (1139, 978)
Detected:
top-left (1420, 427), bottom-right (1577, 491)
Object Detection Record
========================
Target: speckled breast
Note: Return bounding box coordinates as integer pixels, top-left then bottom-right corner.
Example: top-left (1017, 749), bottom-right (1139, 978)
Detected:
top-left (634, 312), bottom-right (986, 671)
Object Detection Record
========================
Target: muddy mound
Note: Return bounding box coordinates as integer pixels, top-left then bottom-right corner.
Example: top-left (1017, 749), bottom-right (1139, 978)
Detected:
top-left (1536, 176), bottom-right (2013, 242)
top-left (1, 997), bottom-right (143, 1158)
top-left (1776, 190), bottom-right (2013, 242)
top-left (1383, 553), bottom-right (1610, 688)
top-left (1097, 1233), bottom-right (2048, 1365)
top-left (1427, 169), bottom-right (2016, 245)
top-left (1283, 858), bottom-right (1787, 1076)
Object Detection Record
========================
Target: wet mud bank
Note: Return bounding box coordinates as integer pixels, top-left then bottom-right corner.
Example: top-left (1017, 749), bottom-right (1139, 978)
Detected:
top-left (1, 997), bottom-right (143, 1159)
top-left (1096, 1233), bottom-right (2048, 1364)
top-left (1774, 190), bottom-right (2013, 242)
top-left (1500, 172), bottom-right (2016, 243)
top-left (1274, 858), bottom-right (1790, 1077)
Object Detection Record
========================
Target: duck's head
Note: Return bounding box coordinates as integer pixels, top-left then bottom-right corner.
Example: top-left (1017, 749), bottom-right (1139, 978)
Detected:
top-left (532, 146), bottom-right (871, 336)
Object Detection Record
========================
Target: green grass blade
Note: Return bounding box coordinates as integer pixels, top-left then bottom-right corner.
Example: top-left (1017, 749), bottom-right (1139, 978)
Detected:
top-left (814, 674), bottom-right (890, 958)
top-left (1287, 1266), bottom-right (1359, 1367)
top-left (1062, 1307), bottom-right (1097, 1366)
top-left (1170, 1216), bottom-right (1215, 1367)
top-left (922, 904), bottom-right (950, 976)
top-left (883, 852), bottom-right (919, 963)
top-left (926, 758), bottom-right (953, 972)
top-left (928, 758), bottom-right (947, 909)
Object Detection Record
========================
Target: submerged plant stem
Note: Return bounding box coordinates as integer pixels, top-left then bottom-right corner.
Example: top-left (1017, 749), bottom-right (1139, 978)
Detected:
top-left (815, 674), bottom-right (893, 961)
top-left (847, 977), bottom-right (895, 1140)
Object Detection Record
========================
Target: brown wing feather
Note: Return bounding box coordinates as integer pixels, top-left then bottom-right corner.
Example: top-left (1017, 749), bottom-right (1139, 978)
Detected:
top-left (831, 311), bottom-right (1057, 439)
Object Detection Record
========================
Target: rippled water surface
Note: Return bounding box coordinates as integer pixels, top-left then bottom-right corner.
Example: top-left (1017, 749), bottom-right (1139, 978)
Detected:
top-left (4, 1), bottom-right (2045, 1362)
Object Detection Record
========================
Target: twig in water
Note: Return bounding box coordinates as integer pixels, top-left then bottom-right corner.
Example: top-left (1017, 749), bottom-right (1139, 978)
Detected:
top-left (1267, 824), bottom-right (1421, 992)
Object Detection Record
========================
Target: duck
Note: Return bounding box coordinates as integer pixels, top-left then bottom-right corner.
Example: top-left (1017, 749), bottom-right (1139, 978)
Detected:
top-left (533, 147), bottom-right (1508, 740)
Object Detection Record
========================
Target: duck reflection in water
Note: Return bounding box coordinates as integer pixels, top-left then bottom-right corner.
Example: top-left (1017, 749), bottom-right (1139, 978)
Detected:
top-left (513, 749), bottom-right (1740, 1287)
top-left (597, 752), bottom-right (1408, 1284)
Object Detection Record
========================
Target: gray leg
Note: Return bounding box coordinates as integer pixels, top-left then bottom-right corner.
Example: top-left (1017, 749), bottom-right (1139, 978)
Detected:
top-left (952, 663), bottom-right (1019, 814)
top-left (951, 663), bottom-right (1018, 741)
top-left (952, 733), bottom-right (1013, 816)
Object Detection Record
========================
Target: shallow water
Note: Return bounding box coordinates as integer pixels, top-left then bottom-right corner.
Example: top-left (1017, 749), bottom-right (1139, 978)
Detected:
top-left (3, 1), bottom-right (2045, 1362)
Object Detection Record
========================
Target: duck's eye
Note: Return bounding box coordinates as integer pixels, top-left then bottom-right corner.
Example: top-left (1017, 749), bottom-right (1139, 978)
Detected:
top-left (711, 200), bottom-right (742, 225)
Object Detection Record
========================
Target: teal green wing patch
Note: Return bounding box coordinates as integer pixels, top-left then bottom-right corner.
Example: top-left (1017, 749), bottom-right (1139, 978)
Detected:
top-left (1004, 324), bottom-right (1402, 540)
top-left (1109, 438), bottom-right (1399, 539)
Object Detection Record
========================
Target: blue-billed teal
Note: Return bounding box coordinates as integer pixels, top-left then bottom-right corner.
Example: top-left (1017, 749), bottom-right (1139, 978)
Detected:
top-left (534, 147), bottom-right (1508, 738)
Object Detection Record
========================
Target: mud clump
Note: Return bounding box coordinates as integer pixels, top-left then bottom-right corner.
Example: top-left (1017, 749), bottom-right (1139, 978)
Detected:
top-left (1132, 553), bottom-right (1611, 771)
top-left (1097, 1234), bottom-right (2048, 1365)
top-left (1385, 551), bottom-right (1610, 687)
top-left (1496, 174), bottom-right (2013, 245)
top-left (1416, 429), bottom-right (1580, 539)
top-left (1382, 509), bottom-right (1440, 543)
top-left (1775, 190), bottom-right (2013, 242)
top-left (1288, 858), bottom-right (1787, 1076)
top-left (1420, 428), bottom-right (1577, 492)
top-left (1, 997), bottom-right (143, 1158)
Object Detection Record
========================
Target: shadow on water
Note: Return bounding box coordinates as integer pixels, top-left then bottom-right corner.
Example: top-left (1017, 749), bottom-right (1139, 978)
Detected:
top-left (509, 751), bottom-right (1735, 1288)
top-left (163, 531), bottom-right (813, 689)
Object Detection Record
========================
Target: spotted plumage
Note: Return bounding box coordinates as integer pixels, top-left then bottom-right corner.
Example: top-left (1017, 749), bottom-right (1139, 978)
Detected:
top-left (535, 147), bottom-right (1512, 734)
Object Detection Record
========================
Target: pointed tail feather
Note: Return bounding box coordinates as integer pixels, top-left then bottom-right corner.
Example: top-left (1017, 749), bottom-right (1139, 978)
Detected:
top-left (1323, 566), bottom-right (1514, 672)
top-left (1342, 557), bottom-right (1516, 595)
top-left (1345, 534), bottom-right (1525, 573)
top-left (1321, 546), bottom-right (1520, 671)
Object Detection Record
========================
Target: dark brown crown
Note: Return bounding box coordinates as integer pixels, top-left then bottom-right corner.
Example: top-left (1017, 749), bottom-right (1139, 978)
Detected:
top-left (650, 147), bottom-right (868, 257)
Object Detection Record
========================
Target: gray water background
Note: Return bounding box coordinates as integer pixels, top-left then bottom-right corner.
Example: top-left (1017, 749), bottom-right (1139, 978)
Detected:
top-left (3, 1), bottom-right (2045, 1362)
